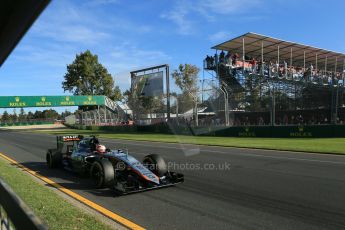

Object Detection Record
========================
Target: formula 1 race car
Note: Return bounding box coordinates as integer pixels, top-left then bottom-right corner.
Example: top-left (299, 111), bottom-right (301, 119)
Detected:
top-left (46, 135), bottom-right (184, 194)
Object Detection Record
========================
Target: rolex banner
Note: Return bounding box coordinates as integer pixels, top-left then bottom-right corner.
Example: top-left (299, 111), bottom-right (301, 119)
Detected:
top-left (0, 96), bottom-right (105, 108)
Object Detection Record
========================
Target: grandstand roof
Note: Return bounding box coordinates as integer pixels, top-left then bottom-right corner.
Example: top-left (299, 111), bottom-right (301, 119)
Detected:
top-left (212, 32), bottom-right (345, 72)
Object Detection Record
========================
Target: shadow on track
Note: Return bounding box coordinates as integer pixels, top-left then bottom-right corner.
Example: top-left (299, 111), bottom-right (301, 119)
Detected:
top-left (17, 161), bottom-right (119, 198)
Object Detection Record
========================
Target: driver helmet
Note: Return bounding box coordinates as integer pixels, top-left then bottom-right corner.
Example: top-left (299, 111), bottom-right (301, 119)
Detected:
top-left (96, 144), bottom-right (106, 153)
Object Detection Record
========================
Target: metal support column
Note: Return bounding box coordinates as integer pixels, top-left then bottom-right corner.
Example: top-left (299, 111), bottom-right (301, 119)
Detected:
top-left (303, 51), bottom-right (306, 70)
top-left (277, 46), bottom-right (280, 64)
top-left (97, 105), bottom-right (100, 125)
top-left (336, 86), bottom-right (339, 124)
top-left (261, 41), bottom-right (264, 75)
top-left (271, 85), bottom-right (275, 126)
top-left (104, 106), bottom-right (107, 124)
top-left (242, 38), bottom-right (245, 74)
top-left (176, 97), bottom-right (179, 121)
top-left (220, 83), bottom-right (229, 126)
top-left (325, 56), bottom-right (328, 76)
top-left (277, 46), bottom-right (280, 78)
top-left (316, 53), bottom-right (318, 71)
top-left (343, 59), bottom-right (345, 85)
top-left (166, 65), bottom-right (170, 120)
top-left (290, 48), bottom-right (292, 79)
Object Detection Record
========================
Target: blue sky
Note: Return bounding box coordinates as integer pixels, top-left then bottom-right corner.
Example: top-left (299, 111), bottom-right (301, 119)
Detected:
top-left (1, 0), bottom-right (345, 103)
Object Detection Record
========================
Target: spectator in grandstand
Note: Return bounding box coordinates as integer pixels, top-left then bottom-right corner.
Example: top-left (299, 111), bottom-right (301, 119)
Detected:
top-left (232, 53), bottom-right (239, 66)
top-left (303, 68), bottom-right (311, 82)
top-left (284, 61), bottom-right (288, 78)
top-left (328, 75), bottom-right (332, 85)
top-left (275, 61), bottom-right (279, 77)
top-left (250, 58), bottom-right (257, 73)
top-left (214, 53), bottom-right (218, 65)
top-left (264, 60), bottom-right (271, 77)
top-left (225, 51), bottom-right (231, 65)
top-left (205, 55), bottom-right (211, 68)
top-left (219, 50), bottom-right (225, 64)
top-left (210, 55), bottom-right (214, 68)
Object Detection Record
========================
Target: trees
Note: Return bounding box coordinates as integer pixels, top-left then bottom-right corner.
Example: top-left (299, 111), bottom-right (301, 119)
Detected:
top-left (62, 50), bottom-right (121, 102)
top-left (0, 109), bottom-right (69, 124)
top-left (11, 109), bottom-right (18, 123)
top-left (172, 64), bottom-right (200, 125)
top-left (1, 111), bottom-right (10, 123)
top-left (111, 85), bottom-right (123, 102)
top-left (172, 64), bottom-right (200, 96)
top-left (124, 89), bottom-right (163, 120)
top-left (19, 108), bottom-right (26, 122)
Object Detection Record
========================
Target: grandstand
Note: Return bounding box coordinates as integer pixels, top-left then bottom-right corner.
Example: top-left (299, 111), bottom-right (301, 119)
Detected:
top-left (204, 32), bottom-right (345, 126)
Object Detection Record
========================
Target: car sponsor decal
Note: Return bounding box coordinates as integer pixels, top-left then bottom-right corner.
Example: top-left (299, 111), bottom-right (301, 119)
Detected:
top-left (62, 135), bottom-right (81, 142)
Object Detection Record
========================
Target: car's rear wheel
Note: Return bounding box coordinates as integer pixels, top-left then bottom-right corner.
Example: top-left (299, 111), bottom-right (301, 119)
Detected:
top-left (90, 159), bottom-right (115, 188)
top-left (46, 150), bottom-right (62, 168)
top-left (143, 154), bottom-right (167, 177)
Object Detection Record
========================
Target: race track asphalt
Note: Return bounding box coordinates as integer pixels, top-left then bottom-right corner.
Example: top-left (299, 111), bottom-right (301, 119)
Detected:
top-left (0, 130), bottom-right (345, 230)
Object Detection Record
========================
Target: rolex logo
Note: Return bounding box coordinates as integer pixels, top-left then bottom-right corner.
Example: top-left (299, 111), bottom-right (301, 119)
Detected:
top-left (15, 97), bottom-right (20, 102)
top-left (41, 97), bottom-right (46, 102)
top-left (298, 126), bottom-right (304, 132)
top-left (66, 96), bottom-right (70, 101)
top-left (245, 127), bottom-right (249, 132)
top-left (88, 96), bottom-right (92, 101)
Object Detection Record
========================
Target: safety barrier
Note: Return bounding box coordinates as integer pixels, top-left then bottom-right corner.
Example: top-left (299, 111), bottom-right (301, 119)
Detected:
top-left (68, 123), bottom-right (345, 138)
top-left (0, 179), bottom-right (46, 230)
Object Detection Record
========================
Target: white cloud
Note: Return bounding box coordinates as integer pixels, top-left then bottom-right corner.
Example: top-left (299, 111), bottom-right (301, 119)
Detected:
top-left (198, 0), bottom-right (261, 15)
top-left (85, 0), bottom-right (119, 6)
top-left (31, 1), bottom-right (111, 45)
top-left (160, 1), bottom-right (195, 35)
top-left (208, 31), bottom-right (232, 43)
top-left (161, 0), bottom-right (261, 35)
top-left (31, 0), bottom-right (152, 45)
top-left (103, 42), bottom-right (171, 90)
top-left (12, 43), bottom-right (76, 68)
top-left (109, 43), bottom-right (171, 70)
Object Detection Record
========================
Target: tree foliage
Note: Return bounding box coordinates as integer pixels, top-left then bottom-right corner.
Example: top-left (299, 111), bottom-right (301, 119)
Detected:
top-left (1, 111), bottom-right (10, 122)
top-left (124, 89), bottom-right (163, 119)
top-left (62, 50), bottom-right (121, 101)
top-left (112, 85), bottom-right (123, 101)
top-left (172, 64), bottom-right (200, 123)
top-left (0, 109), bottom-right (64, 123)
top-left (172, 64), bottom-right (200, 99)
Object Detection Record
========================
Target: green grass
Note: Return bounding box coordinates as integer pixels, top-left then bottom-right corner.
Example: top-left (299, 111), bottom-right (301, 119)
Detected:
top-left (32, 128), bottom-right (345, 154)
top-left (0, 158), bottom-right (112, 230)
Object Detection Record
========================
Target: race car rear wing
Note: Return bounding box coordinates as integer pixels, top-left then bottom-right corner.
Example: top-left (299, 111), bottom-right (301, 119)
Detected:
top-left (56, 135), bottom-right (84, 150)
top-left (61, 135), bottom-right (83, 142)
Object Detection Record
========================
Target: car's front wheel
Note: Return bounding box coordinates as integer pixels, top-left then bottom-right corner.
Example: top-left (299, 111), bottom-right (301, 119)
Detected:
top-left (90, 159), bottom-right (115, 188)
top-left (143, 154), bottom-right (168, 177)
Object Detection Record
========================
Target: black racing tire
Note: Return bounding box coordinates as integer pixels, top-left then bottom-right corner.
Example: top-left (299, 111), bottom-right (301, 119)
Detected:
top-left (46, 150), bottom-right (62, 168)
top-left (90, 159), bottom-right (115, 189)
top-left (143, 154), bottom-right (167, 177)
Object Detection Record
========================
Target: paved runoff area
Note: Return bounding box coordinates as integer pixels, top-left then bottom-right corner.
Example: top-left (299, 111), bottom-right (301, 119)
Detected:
top-left (0, 130), bottom-right (345, 229)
